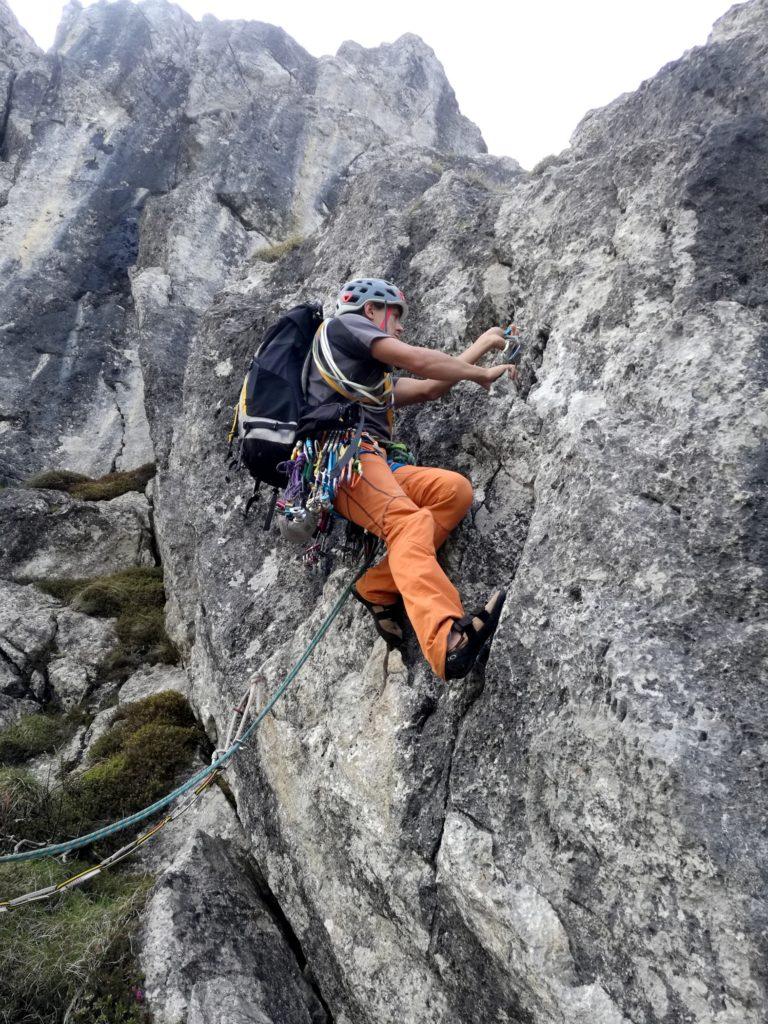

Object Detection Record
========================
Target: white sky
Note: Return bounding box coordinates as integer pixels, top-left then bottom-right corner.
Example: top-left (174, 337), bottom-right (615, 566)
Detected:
top-left (9, 0), bottom-right (738, 168)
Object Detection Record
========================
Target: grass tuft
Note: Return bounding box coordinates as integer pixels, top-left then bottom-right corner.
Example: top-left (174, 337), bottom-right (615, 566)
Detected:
top-left (0, 708), bottom-right (91, 767)
top-left (36, 567), bottom-right (179, 683)
top-left (0, 692), bottom-right (204, 854)
top-left (0, 691), bottom-right (202, 1022)
top-left (0, 715), bottom-right (67, 766)
top-left (252, 232), bottom-right (304, 263)
top-left (0, 859), bottom-right (151, 1024)
top-left (23, 463), bottom-right (156, 502)
top-left (22, 469), bottom-right (90, 491)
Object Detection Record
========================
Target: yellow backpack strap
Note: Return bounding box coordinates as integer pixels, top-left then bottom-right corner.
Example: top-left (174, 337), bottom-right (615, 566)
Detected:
top-left (227, 376), bottom-right (248, 445)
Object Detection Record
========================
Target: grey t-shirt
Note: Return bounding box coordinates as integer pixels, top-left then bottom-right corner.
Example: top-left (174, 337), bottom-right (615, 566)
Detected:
top-left (306, 313), bottom-right (395, 439)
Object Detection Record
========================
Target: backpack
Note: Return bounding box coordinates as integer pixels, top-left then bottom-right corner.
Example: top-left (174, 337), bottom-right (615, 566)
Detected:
top-left (227, 305), bottom-right (377, 564)
top-left (227, 302), bottom-right (323, 523)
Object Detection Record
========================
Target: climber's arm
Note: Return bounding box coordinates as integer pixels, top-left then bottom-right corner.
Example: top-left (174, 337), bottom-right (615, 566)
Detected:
top-left (386, 329), bottom-right (514, 407)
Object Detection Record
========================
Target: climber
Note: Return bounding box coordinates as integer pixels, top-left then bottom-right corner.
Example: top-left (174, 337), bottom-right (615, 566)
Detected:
top-left (307, 277), bottom-right (518, 680)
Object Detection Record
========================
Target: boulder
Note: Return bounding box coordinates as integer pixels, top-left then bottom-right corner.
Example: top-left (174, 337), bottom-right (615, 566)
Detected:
top-left (0, 487), bottom-right (155, 582)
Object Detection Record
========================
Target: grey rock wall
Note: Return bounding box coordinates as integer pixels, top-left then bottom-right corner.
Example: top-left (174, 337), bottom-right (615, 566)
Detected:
top-left (0, 0), bottom-right (486, 483)
top-left (0, 486), bottom-right (155, 580)
top-left (1, 1), bottom-right (766, 1023)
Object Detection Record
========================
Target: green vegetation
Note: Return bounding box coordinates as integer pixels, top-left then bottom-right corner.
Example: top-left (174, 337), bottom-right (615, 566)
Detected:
top-left (0, 767), bottom-right (71, 848)
top-left (531, 153), bottom-right (563, 176)
top-left (81, 690), bottom-right (202, 821)
top-left (22, 469), bottom-right (90, 492)
top-left (0, 708), bottom-right (91, 767)
top-left (0, 692), bottom-right (203, 1023)
top-left (0, 692), bottom-right (204, 851)
top-left (0, 715), bottom-right (67, 765)
top-left (0, 859), bottom-right (151, 1024)
top-left (23, 463), bottom-right (156, 502)
top-left (252, 232), bottom-right (304, 263)
top-left (37, 567), bottom-right (178, 683)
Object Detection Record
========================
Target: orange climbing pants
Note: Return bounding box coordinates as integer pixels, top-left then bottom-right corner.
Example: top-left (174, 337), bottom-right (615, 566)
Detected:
top-left (333, 449), bottom-right (472, 678)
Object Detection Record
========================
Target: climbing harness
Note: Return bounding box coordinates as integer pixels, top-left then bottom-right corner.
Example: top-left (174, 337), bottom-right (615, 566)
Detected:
top-left (0, 549), bottom-right (378, 911)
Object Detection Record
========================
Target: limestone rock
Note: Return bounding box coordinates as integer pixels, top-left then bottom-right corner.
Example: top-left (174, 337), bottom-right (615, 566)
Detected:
top-left (0, 0), bottom-right (42, 204)
top-left (2, 0), bottom-right (768, 1022)
top-left (152, 3), bottom-right (768, 1021)
top-left (0, 0), bottom-right (488, 482)
top-left (139, 827), bottom-right (328, 1024)
top-left (0, 580), bottom-right (116, 712)
top-left (118, 662), bottom-right (190, 705)
top-left (0, 487), bottom-right (155, 581)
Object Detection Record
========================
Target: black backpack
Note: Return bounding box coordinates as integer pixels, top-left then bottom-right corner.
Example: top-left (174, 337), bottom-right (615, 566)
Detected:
top-left (227, 302), bottom-right (324, 523)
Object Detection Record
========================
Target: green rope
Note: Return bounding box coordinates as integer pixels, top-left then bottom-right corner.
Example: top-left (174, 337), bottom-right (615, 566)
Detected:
top-left (0, 554), bottom-right (373, 864)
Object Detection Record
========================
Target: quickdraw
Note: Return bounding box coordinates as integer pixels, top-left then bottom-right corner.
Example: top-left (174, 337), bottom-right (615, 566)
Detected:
top-left (503, 324), bottom-right (525, 363)
top-left (276, 428), bottom-right (383, 572)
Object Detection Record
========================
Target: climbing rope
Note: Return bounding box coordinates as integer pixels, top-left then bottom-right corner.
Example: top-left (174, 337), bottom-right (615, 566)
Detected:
top-left (0, 551), bottom-right (376, 911)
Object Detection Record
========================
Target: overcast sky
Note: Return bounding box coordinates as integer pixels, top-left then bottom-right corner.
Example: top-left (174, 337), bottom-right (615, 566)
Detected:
top-left (9, 0), bottom-right (738, 168)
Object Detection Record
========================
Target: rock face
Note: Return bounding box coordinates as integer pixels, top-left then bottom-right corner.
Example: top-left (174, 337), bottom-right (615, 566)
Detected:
top-left (0, 486), bottom-right (155, 580)
top-left (0, 0), bottom-right (486, 483)
top-left (0, 579), bottom-right (116, 719)
top-left (140, 824), bottom-right (329, 1024)
top-left (1, 1), bottom-right (767, 1023)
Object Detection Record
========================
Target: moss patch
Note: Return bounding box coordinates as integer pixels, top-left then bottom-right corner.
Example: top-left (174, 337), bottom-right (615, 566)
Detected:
top-left (37, 567), bottom-right (178, 683)
top-left (80, 691), bottom-right (202, 822)
top-left (24, 463), bottom-right (156, 502)
top-left (0, 859), bottom-right (151, 1024)
top-left (0, 708), bottom-right (91, 767)
top-left (0, 693), bottom-right (204, 853)
top-left (252, 232), bottom-right (304, 263)
top-left (0, 715), bottom-right (67, 765)
top-left (22, 469), bottom-right (90, 492)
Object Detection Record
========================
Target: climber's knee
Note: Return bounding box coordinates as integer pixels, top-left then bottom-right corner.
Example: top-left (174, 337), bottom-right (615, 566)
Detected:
top-left (385, 503), bottom-right (434, 546)
top-left (449, 472), bottom-right (473, 515)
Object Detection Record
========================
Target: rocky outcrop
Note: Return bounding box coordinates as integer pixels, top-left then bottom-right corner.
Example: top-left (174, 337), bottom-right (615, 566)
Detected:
top-left (140, 818), bottom-right (329, 1024)
top-left (0, 0), bottom-right (489, 483)
top-left (0, 580), bottom-right (116, 719)
top-left (153, 2), bottom-right (767, 1022)
top-left (0, 486), bottom-right (155, 580)
top-left (1, 1), bottom-right (767, 1023)
top-left (0, 0), bottom-right (41, 201)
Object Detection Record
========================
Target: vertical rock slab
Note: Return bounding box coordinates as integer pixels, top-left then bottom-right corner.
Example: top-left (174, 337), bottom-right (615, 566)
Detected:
top-left (439, 4), bottom-right (768, 1022)
top-left (140, 828), bottom-right (328, 1024)
top-left (157, 3), bottom-right (768, 1022)
top-left (0, 0), bottom-right (487, 481)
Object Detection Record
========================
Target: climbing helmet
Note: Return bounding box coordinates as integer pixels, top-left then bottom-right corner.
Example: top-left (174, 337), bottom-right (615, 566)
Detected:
top-left (334, 278), bottom-right (408, 319)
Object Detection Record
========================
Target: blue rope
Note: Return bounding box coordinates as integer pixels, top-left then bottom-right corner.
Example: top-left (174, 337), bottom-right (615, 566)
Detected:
top-left (1, 558), bottom-right (370, 864)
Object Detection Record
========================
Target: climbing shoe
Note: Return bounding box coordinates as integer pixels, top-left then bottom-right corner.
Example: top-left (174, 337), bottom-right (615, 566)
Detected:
top-left (444, 589), bottom-right (506, 680)
top-left (352, 587), bottom-right (407, 649)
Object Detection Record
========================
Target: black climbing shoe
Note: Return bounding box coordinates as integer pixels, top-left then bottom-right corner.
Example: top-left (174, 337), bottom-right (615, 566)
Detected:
top-left (444, 589), bottom-right (506, 680)
top-left (352, 588), bottom-right (407, 649)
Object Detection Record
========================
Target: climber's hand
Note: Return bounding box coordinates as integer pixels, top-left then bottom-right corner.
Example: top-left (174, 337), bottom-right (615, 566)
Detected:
top-left (477, 327), bottom-right (506, 353)
top-left (479, 363), bottom-right (517, 391)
